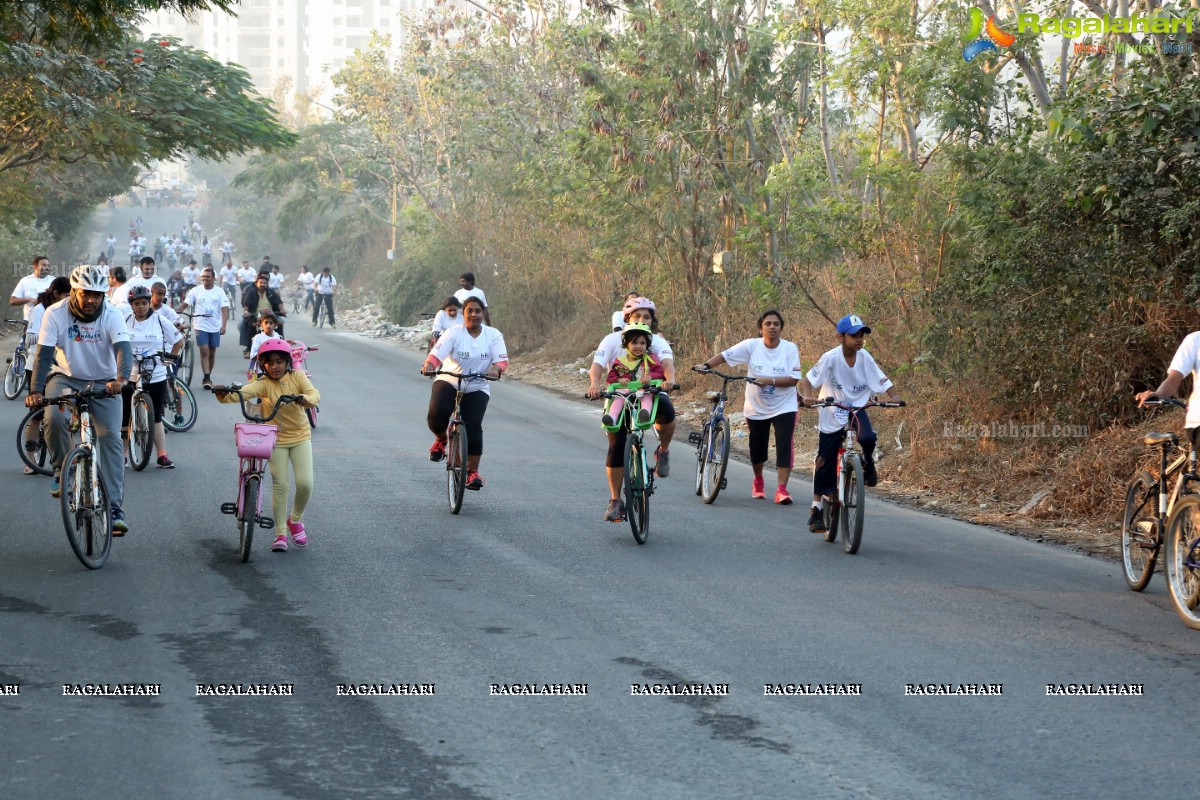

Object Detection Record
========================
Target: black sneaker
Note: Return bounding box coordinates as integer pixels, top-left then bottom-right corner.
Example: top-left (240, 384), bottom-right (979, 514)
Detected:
top-left (604, 498), bottom-right (625, 522)
top-left (156, 455), bottom-right (175, 469)
top-left (863, 460), bottom-right (878, 487)
top-left (807, 507), bottom-right (826, 533)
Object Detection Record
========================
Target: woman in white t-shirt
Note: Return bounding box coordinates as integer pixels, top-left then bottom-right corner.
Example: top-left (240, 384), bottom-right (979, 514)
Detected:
top-left (122, 285), bottom-right (183, 468)
top-left (429, 296), bottom-right (462, 351)
top-left (421, 296), bottom-right (508, 491)
top-left (694, 310), bottom-right (803, 504)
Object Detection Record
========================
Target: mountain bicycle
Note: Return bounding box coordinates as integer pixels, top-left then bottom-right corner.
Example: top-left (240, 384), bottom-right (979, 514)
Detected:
top-left (1121, 399), bottom-right (1193, 591)
top-left (690, 366), bottom-right (759, 503)
top-left (596, 379), bottom-right (668, 544)
top-left (125, 354), bottom-right (159, 471)
top-left (211, 384), bottom-right (303, 562)
top-left (176, 311), bottom-right (213, 387)
top-left (32, 386), bottom-right (115, 569)
top-left (4, 319), bottom-right (30, 400)
top-left (806, 398), bottom-right (905, 555)
top-left (429, 370), bottom-right (498, 514)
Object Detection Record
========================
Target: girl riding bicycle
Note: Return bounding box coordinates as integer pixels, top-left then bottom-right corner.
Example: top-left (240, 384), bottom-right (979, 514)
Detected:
top-left (215, 339), bottom-right (320, 552)
top-left (601, 324), bottom-right (665, 428)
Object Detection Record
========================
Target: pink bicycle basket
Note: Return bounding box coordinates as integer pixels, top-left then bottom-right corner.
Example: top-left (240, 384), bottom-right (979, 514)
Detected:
top-left (234, 422), bottom-right (278, 459)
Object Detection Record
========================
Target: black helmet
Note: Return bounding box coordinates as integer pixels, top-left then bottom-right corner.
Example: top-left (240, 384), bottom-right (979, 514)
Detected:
top-left (128, 285), bottom-right (153, 302)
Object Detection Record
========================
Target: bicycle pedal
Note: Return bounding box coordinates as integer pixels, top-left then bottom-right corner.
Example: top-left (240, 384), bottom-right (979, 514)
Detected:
top-left (220, 502), bottom-right (237, 515)
top-left (687, 432), bottom-right (702, 445)
top-left (258, 516), bottom-right (275, 529)
top-left (720, 478), bottom-right (727, 489)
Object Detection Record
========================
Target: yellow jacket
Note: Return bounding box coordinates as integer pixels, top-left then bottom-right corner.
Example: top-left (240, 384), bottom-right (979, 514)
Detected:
top-left (219, 370), bottom-right (320, 446)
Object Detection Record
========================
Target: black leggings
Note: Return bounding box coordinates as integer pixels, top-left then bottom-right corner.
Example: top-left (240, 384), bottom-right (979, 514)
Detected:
top-left (747, 412), bottom-right (797, 469)
top-left (605, 395), bottom-right (676, 468)
top-left (122, 379), bottom-right (168, 427)
top-left (427, 381), bottom-right (490, 457)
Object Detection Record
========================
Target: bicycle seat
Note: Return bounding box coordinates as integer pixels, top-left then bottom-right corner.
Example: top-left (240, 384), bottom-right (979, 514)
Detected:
top-left (1144, 432), bottom-right (1179, 447)
top-left (706, 391), bottom-right (721, 401)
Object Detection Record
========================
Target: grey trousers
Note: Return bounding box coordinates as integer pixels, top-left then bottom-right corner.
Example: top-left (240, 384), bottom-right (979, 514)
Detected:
top-left (44, 374), bottom-right (125, 511)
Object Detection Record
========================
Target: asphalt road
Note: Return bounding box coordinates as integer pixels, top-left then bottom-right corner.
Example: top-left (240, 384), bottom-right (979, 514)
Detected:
top-left (5, 242), bottom-right (1200, 797)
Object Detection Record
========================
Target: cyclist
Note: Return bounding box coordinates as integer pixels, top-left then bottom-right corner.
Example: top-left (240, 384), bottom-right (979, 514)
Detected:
top-left (429, 296), bottom-right (462, 351)
top-left (694, 310), bottom-right (802, 504)
top-left (454, 272), bottom-right (491, 326)
top-left (246, 310), bottom-right (284, 380)
top-left (237, 260), bottom-right (257, 296)
top-left (312, 267), bottom-right (337, 328)
top-left (601, 323), bottom-right (665, 427)
top-left (181, 259), bottom-right (200, 297)
top-left (9, 255), bottom-right (54, 320)
top-left (587, 296), bottom-right (678, 520)
top-left (125, 256), bottom-right (166, 297)
top-left (422, 296), bottom-right (508, 491)
top-left (166, 268), bottom-right (187, 306)
top-left (25, 265), bottom-right (133, 534)
top-left (215, 339), bottom-right (320, 552)
top-left (268, 264), bottom-right (285, 292)
top-left (219, 260), bottom-right (238, 304)
top-left (122, 285), bottom-right (183, 468)
top-left (1135, 331), bottom-right (1200, 422)
top-left (150, 283), bottom-right (181, 328)
top-left (798, 314), bottom-right (904, 532)
top-left (296, 266), bottom-right (315, 311)
top-left (20, 277), bottom-right (71, 473)
top-left (611, 291), bottom-right (639, 332)
top-left (240, 270), bottom-right (287, 355)
top-left (178, 266), bottom-right (230, 390)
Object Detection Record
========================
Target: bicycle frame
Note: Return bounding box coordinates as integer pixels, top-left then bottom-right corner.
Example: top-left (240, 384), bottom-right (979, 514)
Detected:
top-left (690, 368), bottom-right (757, 503)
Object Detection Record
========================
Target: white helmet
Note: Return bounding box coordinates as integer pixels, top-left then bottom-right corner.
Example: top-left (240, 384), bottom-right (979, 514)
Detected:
top-left (70, 264), bottom-right (110, 292)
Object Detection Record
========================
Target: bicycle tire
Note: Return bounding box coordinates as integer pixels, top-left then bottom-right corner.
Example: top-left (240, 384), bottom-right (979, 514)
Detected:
top-left (694, 423), bottom-right (706, 497)
top-left (163, 377), bottom-right (197, 432)
top-left (447, 425), bottom-right (467, 514)
top-left (305, 405), bottom-right (317, 429)
top-left (240, 476), bottom-right (258, 562)
top-left (823, 502), bottom-right (839, 543)
top-left (1121, 470), bottom-right (1159, 592)
top-left (623, 435), bottom-right (648, 544)
top-left (16, 406), bottom-right (52, 476)
top-left (317, 301), bottom-right (327, 328)
top-left (841, 455), bottom-right (865, 554)
top-left (4, 353), bottom-right (24, 400)
top-left (1165, 495), bottom-right (1200, 630)
top-left (61, 447), bottom-right (112, 569)
top-left (701, 417), bottom-right (730, 504)
top-left (130, 393), bottom-right (153, 471)
top-left (180, 339), bottom-right (195, 387)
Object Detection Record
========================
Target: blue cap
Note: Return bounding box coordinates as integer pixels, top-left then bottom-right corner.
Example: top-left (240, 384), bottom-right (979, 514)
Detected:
top-left (836, 314), bottom-right (872, 335)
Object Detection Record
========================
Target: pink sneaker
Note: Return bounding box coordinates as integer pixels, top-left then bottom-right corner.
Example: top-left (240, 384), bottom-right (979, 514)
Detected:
top-left (752, 476), bottom-right (765, 499)
top-left (287, 517), bottom-right (307, 548)
top-left (271, 534), bottom-right (288, 552)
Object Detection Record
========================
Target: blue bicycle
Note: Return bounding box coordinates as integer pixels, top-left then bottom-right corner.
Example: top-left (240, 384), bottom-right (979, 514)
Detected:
top-left (4, 319), bottom-right (30, 400)
top-left (690, 367), bottom-right (759, 504)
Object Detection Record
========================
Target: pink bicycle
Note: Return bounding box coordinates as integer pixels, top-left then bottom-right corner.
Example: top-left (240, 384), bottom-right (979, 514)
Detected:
top-left (289, 340), bottom-right (319, 428)
top-left (211, 384), bottom-right (303, 562)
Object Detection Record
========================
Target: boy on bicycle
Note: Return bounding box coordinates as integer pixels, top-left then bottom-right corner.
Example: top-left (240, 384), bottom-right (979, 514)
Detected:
top-left (799, 314), bottom-right (904, 533)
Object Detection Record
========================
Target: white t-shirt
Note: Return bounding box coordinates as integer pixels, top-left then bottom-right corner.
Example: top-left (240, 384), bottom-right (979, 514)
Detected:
top-left (1168, 331), bottom-right (1200, 429)
top-left (720, 338), bottom-right (802, 419)
top-left (611, 310), bottom-right (624, 331)
top-left (431, 310), bottom-right (460, 336)
top-left (805, 346), bottom-right (894, 434)
top-left (109, 283), bottom-right (132, 309)
top-left (126, 274), bottom-right (167, 295)
top-left (26, 302), bottom-right (48, 347)
top-left (315, 273), bottom-right (337, 294)
top-left (268, 272), bottom-right (284, 290)
top-left (154, 304), bottom-right (181, 326)
top-left (222, 241), bottom-right (234, 255)
top-left (238, 267), bottom-right (257, 284)
top-left (124, 311), bottom-right (181, 383)
top-left (182, 285), bottom-right (230, 333)
top-left (298, 271), bottom-right (314, 289)
top-left (430, 325), bottom-right (508, 396)
top-left (248, 331), bottom-right (283, 362)
top-left (37, 299), bottom-right (130, 382)
top-left (593, 331), bottom-right (673, 369)
top-left (220, 266), bottom-right (238, 287)
top-left (454, 287), bottom-right (487, 308)
top-left (181, 265), bottom-right (199, 285)
top-left (11, 273), bottom-right (54, 320)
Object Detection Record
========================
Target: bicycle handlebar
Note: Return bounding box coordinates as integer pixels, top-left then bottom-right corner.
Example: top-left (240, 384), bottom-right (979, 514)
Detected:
top-left (807, 398), bottom-right (906, 410)
top-left (691, 366), bottom-right (762, 386)
top-left (427, 369), bottom-right (499, 381)
top-left (1140, 397), bottom-right (1186, 410)
top-left (209, 383), bottom-right (305, 422)
top-left (32, 387), bottom-right (112, 408)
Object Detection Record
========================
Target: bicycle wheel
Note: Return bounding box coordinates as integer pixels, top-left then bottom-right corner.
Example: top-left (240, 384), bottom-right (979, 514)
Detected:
top-left (317, 300), bottom-right (327, 328)
top-left (623, 435), bottom-right (649, 544)
top-left (841, 455), bottom-right (865, 554)
top-left (823, 501), bottom-right (839, 543)
top-left (4, 352), bottom-right (24, 400)
top-left (240, 476), bottom-right (258, 562)
top-left (129, 393), bottom-right (153, 471)
top-left (16, 406), bottom-right (52, 476)
top-left (61, 447), bottom-right (112, 569)
top-left (694, 423), bottom-right (706, 497)
top-left (1165, 496), bottom-right (1200, 630)
top-left (701, 417), bottom-right (730, 504)
top-left (1121, 471), bottom-right (1160, 592)
top-left (180, 339), bottom-right (195, 387)
top-left (446, 425), bottom-right (467, 514)
top-left (163, 377), bottom-right (197, 432)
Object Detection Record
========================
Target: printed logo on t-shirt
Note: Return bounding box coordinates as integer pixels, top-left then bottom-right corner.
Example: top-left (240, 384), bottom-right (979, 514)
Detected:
top-left (68, 323), bottom-right (103, 344)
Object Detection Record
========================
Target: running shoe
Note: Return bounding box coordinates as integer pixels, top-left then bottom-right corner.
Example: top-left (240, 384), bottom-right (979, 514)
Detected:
top-left (808, 507), bottom-right (826, 533)
top-left (287, 517), bottom-right (307, 548)
top-left (775, 486), bottom-right (793, 505)
top-left (156, 455), bottom-right (175, 469)
top-left (173, 413), bottom-right (185, 427)
top-left (466, 470), bottom-right (484, 490)
top-left (112, 508), bottom-right (129, 536)
top-left (604, 498), bottom-right (625, 522)
top-left (271, 534), bottom-right (288, 552)
top-left (654, 446), bottom-right (670, 478)
top-left (429, 439), bottom-right (445, 462)
top-left (863, 459), bottom-right (878, 487)
top-left (50, 471), bottom-right (61, 497)
top-left (752, 475), bottom-right (765, 499)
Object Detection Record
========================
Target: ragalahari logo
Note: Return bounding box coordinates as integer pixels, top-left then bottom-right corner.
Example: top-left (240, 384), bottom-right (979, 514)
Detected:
top-left (963, 7), bottom-right (1016, 62)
